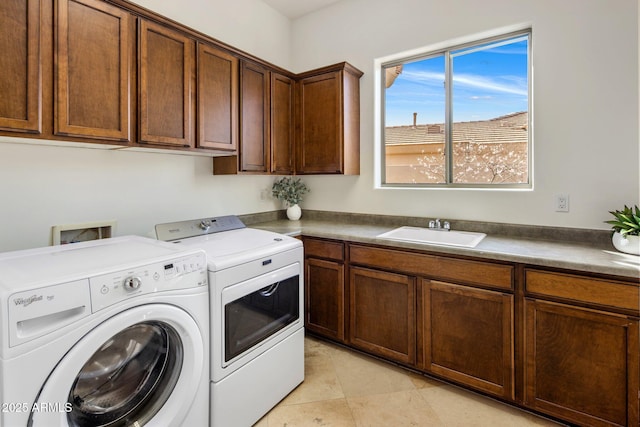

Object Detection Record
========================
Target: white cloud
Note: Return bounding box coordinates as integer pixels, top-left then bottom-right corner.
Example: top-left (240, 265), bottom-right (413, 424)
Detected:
top-left (399, 70), bottom-right (527, 97)
top-left (453, 73), bottom-right (527, 96)
top-left (401, 70), bottom-right (445, 86)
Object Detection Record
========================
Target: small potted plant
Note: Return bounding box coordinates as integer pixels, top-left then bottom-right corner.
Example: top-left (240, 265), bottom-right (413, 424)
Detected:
top-left (605, 205), bottom-right (640, 255)
top-left (272, 177), bottom-right (310, 220)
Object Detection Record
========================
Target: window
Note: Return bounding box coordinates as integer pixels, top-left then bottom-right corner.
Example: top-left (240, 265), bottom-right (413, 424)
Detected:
top-left (381, 30), bottom-right (531, 188)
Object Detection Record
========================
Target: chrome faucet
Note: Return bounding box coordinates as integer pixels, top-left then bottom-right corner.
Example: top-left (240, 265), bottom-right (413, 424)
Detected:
top-left (428, 218), bottom-right (450, 231)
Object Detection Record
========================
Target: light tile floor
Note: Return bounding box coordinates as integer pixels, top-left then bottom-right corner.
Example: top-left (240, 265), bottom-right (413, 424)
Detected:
top-left (255, 335), bottom-right (564, 427)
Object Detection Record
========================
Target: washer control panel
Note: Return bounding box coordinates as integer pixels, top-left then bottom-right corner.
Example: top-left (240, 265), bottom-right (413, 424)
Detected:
top-left (89, 252), bottom-right (207, 312)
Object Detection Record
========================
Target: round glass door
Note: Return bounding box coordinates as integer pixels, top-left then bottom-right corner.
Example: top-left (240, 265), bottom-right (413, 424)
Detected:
top-left (28, 304), bottom-right (205, 427)
top-left (67, 322), bottom-right (182, 427)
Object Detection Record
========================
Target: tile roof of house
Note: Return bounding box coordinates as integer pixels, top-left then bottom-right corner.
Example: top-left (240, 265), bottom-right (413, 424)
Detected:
top-left (385, 111), bottom-right (528, 145)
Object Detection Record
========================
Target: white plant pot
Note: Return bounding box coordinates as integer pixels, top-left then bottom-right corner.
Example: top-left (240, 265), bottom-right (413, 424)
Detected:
top-left (286, 204), bottom-right (302, 221)
top-left (612, 232), bottom-right (640, 256)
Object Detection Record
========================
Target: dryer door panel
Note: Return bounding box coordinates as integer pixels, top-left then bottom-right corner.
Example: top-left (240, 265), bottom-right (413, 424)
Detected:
top-left (29, 304), bottom-right (205, 427)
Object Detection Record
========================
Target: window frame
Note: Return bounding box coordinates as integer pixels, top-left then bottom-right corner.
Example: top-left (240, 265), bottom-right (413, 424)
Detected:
top-left (378, 29), bottom-right (533, 190)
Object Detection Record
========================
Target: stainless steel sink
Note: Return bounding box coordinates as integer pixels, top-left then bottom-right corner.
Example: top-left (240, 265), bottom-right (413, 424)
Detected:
top-left (376, 226), bottom-right (486, 248)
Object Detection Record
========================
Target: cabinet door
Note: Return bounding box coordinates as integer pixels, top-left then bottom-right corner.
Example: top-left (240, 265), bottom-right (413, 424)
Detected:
top-left (297, 71), bottom-right (342, 173)
top-left (55, 0), bottom-right (131, 141)
top-left (239, 61), bottom-right (269, 172)
top-left (305, 258), bottom-right (345, 342)
top-left (139, 20), bottom-right (193, 147)
top-left (0, 0), bottom-right (41, 133)
top-left (349, 266), bottom-right (415, 365)
top-left (271, 72), bottom-right (294, 174)
top-left (197, 43), bottom-right (237, 151)
top-left (422, 280), bottom-right (514, 399)
top-left (525, 299), bottom-right (639, 427)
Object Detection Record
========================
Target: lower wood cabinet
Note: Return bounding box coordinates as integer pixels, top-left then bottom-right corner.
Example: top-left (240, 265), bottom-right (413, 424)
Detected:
top-left (305, 257), bottom-right (345, 342)
top-left (524, 299), bottom-right (639, 427)
top-left (302, 238), bottom-right (639, 426)
top-left (303, 238), bottom-right (346, 342)
top-left (421, 279), bottom-right (514, 399)
top-left (349, 266), bottom-right (416, 365)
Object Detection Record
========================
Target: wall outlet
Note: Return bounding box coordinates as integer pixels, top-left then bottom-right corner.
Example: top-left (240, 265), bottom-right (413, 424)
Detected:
top-left (260, 188), bottom-right (271, 201)
top-left (555, 194), bottom-right (569, 212)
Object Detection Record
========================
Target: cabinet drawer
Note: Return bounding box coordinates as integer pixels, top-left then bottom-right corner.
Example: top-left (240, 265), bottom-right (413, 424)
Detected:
top-left (303, 238), bottom-right (344, 261)
top-left (525, 269), bottom-right (639, 314)
top-left (349, 245), bottom-right (513, 290)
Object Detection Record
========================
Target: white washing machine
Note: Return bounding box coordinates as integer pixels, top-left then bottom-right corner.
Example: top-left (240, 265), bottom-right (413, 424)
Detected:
top-left (0, 236), bottom-right (209, 427)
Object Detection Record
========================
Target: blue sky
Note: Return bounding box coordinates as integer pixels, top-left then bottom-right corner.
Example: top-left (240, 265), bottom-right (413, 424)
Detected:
top-left (384, 37), bottom-right (529, 127)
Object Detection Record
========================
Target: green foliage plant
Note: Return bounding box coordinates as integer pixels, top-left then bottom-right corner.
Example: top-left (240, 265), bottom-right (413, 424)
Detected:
top-left (271, 177), bottom-right (309, 206)
top-left (605, 205), bottom-right (640, 237)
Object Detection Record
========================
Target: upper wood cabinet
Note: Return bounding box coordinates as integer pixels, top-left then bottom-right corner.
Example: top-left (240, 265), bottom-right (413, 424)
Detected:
top-left (0, 0), bottom-right (361, 162)
top-left (197, 43), bottom-right (238, 151)
top-left (270, 72), bottom-right (294, 174)
top-left (55, 0), bottom-right (131, 142)
top-left (238, 60), bottom-right (270, 172)
top-left (212, 64), bottom-right (295, 174)
top-left (139, 20), bottom-right (194, 148)
top-left (296, 62), bottom-right (363, 175)
top-left (0, 0), bottom-right (41, 133)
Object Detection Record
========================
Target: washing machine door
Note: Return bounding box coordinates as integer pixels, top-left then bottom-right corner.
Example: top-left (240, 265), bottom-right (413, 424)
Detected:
top-left (29, 304), bottom-right (205, 427)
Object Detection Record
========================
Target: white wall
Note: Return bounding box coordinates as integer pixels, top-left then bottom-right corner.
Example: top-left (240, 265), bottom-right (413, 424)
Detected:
top-left (1, 0), bottom-right (638, 252)
top-left (291, 0), bottom-right (640, 230)
top-left (0, 0), bottom-right (289, 252)
top-left (128, 0), bottom-right (292, 67)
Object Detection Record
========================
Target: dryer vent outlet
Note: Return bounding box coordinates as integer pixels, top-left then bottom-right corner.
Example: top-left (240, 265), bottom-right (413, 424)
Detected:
top-left (52, 220), bottom-right (116, 245)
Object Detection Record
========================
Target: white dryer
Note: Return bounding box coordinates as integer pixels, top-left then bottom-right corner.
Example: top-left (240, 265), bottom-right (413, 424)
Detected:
top-left (0, 236), bottom-right (209, 427)
top-left (156, 216), bottom-right (304, 427)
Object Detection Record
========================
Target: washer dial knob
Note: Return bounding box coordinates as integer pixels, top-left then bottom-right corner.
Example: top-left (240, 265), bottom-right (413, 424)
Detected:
top-left (123, 276), bottom-right (142, 291)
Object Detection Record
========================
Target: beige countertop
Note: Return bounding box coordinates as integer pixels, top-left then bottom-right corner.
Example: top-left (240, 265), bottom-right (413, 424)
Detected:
top-left (251, 217), bottom-right (640, 280)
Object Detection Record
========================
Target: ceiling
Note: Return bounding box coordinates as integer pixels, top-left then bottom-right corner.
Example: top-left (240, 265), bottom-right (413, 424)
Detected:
top-left (261, 0), bottom-right (342, 19)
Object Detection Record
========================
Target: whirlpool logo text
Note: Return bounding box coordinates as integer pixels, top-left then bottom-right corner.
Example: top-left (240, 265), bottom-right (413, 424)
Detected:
top-left (13, 294), bottom-right (43, 307)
